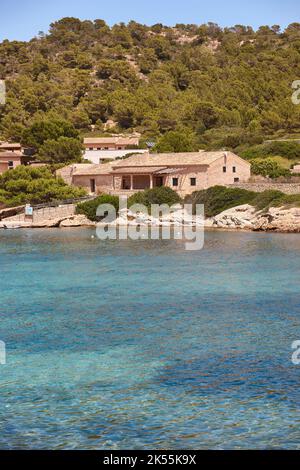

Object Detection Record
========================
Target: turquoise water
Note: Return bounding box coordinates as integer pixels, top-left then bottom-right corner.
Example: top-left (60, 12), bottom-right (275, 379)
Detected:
top-left (0, 228), bottom-right (300, 449)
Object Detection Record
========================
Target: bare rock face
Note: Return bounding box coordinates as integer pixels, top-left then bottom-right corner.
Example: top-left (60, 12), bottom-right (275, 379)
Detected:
top-left (101, 208), bottom-right (205, 227)
top-left (59, 215), bottom-right (95, 227)
top-left (253, 207), bottom-right (300, 232)
top-left (209, 204), bottom-right (300, 232)
top-left (209, 205), bottom-right (257, 230)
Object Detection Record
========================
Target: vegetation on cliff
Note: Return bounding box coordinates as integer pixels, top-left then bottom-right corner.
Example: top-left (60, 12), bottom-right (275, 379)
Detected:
top-left (0, 18), bottom-right (300, 163)
top-left (185, 185), bottom-right (300, 217)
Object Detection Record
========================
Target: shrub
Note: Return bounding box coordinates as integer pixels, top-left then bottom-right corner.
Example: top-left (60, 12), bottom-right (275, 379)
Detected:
top-left (185, 186), bottom-right (256, 217)
top-left (274, 194), bottom-right (300, 208)
top-left (185, 185), bottom-right (300, 216)
top-left (128, 186), bottom-right (181, 209)
top-left (241, 141), bottom-right (300, 161)
top-left (76, 194), bottom-right (119, 221)
top-left (251, 158), bottom-right (290, 178)
top-left (251, 190), bottom-right (284, 210)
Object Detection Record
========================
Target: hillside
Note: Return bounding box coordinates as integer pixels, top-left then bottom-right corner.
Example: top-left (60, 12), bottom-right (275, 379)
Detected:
top-left (0, 18), bottom-right (300, 154)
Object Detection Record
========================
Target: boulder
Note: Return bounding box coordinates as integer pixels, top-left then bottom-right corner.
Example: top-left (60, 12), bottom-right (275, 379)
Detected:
top-left (210, 204), bottom-right (257, 230)
top-left (59, 215), bottom-right (95, 227)
top-left (253, 206), bottom-right (300, 232)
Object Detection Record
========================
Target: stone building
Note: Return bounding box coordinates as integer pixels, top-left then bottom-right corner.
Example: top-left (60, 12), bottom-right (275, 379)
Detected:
top-left (59, 151), bottom-right (251, 197)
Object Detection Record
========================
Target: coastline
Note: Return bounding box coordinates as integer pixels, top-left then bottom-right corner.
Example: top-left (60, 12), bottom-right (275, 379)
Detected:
top-left (1, 204), bottom-right (300, 233)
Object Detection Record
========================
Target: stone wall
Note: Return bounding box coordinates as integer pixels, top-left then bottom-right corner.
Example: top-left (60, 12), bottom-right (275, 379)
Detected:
top-left (72, 174), bottom-right (113, 194)
top-left (226, 182), bottom-right (300, 194)
top-left (5, 204), bottom-right (76, 223)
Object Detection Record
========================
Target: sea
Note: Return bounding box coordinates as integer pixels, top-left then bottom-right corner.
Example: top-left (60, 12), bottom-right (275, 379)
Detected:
top-left (0, 228), bottom-right (300, 449)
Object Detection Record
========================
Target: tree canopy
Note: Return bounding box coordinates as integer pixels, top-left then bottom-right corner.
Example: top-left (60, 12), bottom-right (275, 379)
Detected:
top-left (0, 18), bottom-right (300, 154)
top-left (0, 166), bottom-right (86, 206)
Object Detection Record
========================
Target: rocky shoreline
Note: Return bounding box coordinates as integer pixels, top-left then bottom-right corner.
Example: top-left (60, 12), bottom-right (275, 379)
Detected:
top-left (1, 205), bottom-right (300, 233)
top-left (0, 214), bottom-right (95, 229)
top-left (207, 204), bottom-right (300, 232)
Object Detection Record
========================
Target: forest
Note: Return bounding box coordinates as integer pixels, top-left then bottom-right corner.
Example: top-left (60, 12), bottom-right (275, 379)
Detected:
top-left (0, 18), bottom-right (300, 165)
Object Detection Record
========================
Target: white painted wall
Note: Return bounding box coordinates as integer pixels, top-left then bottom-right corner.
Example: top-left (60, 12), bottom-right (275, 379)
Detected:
top-left (83, 149), bottom-right (149, 164)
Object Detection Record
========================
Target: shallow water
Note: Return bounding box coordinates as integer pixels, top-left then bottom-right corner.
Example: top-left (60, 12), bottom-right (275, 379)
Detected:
top-left (0, 228), bottom-right (300, 449)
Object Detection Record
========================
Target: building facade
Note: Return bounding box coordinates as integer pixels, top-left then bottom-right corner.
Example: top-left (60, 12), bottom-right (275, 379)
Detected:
top-left (0, 142), bottom-right (22, 153)
top-left (0, 142), bottom-right (33, 175)
top-left (84, 136), bottom-right (140, 151)
top-left (59, 151), bottom-right (251, 197)
top-left (0, 151), bottom-right (24, 174)
top-left (83, 136), bottom-right (148, 164)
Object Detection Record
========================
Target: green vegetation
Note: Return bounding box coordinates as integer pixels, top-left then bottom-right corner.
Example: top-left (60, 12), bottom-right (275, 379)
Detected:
top-left (128, 186), bottom-right (181, 209)
top-left (239, 141), bottom-right (300, 177)
top-left (185, 186), bottom-right (257, 217)
top-left (38, 137), bottom-right (83, 163)
top-left (1, 18), bottom-right (300, 155)
top-left (250, 158), bottom-right (290, 178)
top-left (0, 165), bottom-right (86, 206)
top-left (19, 116), bottom-right (84, 164)
top-left (76, 188), bottom-right (181, 221)
top-left (241, 141), bottom-right (300, 161)
top-left (76, 194), bottom-right (120, 221)
top-left (154, 130), bottom-right (200, 152)
top-left (185, 185), bottom-right (300, 217)
top-left (21, 118), bottom-right (79, 150)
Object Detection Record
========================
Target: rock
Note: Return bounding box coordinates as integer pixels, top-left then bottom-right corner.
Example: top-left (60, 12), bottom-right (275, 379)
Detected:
top-left (211, 204), bottom-right (257, 230)
top-left (209, 204), bottom-right (300, 232)
top-left (100, 207), bottom-right (205, 227)
top-left (253, 206), bottom-right (300, 232)
top-left (59, 215), bottom-right (95, 227)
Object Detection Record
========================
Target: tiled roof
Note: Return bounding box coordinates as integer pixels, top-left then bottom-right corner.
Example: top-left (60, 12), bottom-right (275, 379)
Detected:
top-left (111, 166), bottom-right (166, 174)
top-left (84, 137), bottom-right (139, 145)
top-left (112, 151), bottom-right (245, 167)
top-left (70, 151), bottom-right (250, 177)
top-left (0, 142), bottom-right (21, 149)
top-left (72, 163), bottom-right (113, 176)
top-left (0, 151), bottom-right (22, 158)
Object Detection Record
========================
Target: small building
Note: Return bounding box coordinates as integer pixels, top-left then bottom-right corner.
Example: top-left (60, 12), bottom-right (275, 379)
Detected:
top-left (60, 151), bottom-right (251, 197)
top-left (83, 136), bottom-right (147, 164)
top-left (84, 136), bottom-right (140, 151)
top-left (110, 151), bottom-right (251, 197)
top-left (57, 163), bottom-right (113, 194)
top-left (0, 142), bottom-right (22, 153)
top-left (0, 151), bottom-right (27, 174)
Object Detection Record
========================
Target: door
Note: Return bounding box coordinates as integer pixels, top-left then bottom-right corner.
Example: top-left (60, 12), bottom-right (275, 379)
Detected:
top-left (154, 176), bottom-right (163, 187)
top-left (90, 179), bottom-right (96, 193)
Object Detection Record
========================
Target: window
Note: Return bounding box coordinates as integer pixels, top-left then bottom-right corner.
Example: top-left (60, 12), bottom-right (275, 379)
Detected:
top-left (172, 178), bottom-right (179, 187)
top-left (8, 161), bottom-right (14, 169)
top-left (190, 177), bottom-right (196, 186)
top-left (89, 147), bottom-right (93, 151)
top-left (233, 166), bottom-right (236, 173)
top-left (223, 167), bottom-right (227, 173)
top-left (97, 148), bottom-right (101, 151)
top-left (234, 178), bottom-right (240, 183)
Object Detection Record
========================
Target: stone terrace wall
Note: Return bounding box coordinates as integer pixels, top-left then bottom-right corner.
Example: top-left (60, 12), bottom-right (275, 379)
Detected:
top-left (6, 204), bottom-right (76, 223)
top-left (226, 183), bottom-right (300, 195)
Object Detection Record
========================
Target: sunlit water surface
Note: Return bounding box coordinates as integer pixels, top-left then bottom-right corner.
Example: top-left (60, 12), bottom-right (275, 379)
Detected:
top-left (0, 228), bottom-right (300, 449)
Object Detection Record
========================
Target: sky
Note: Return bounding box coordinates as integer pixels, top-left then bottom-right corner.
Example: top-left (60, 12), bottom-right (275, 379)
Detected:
top-left (0, 0), bottom-right (299, 41)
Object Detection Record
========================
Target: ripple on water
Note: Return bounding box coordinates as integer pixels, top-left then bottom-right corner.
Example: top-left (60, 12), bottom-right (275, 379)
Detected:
top-left (0, 229), bottom-right (300, 449)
